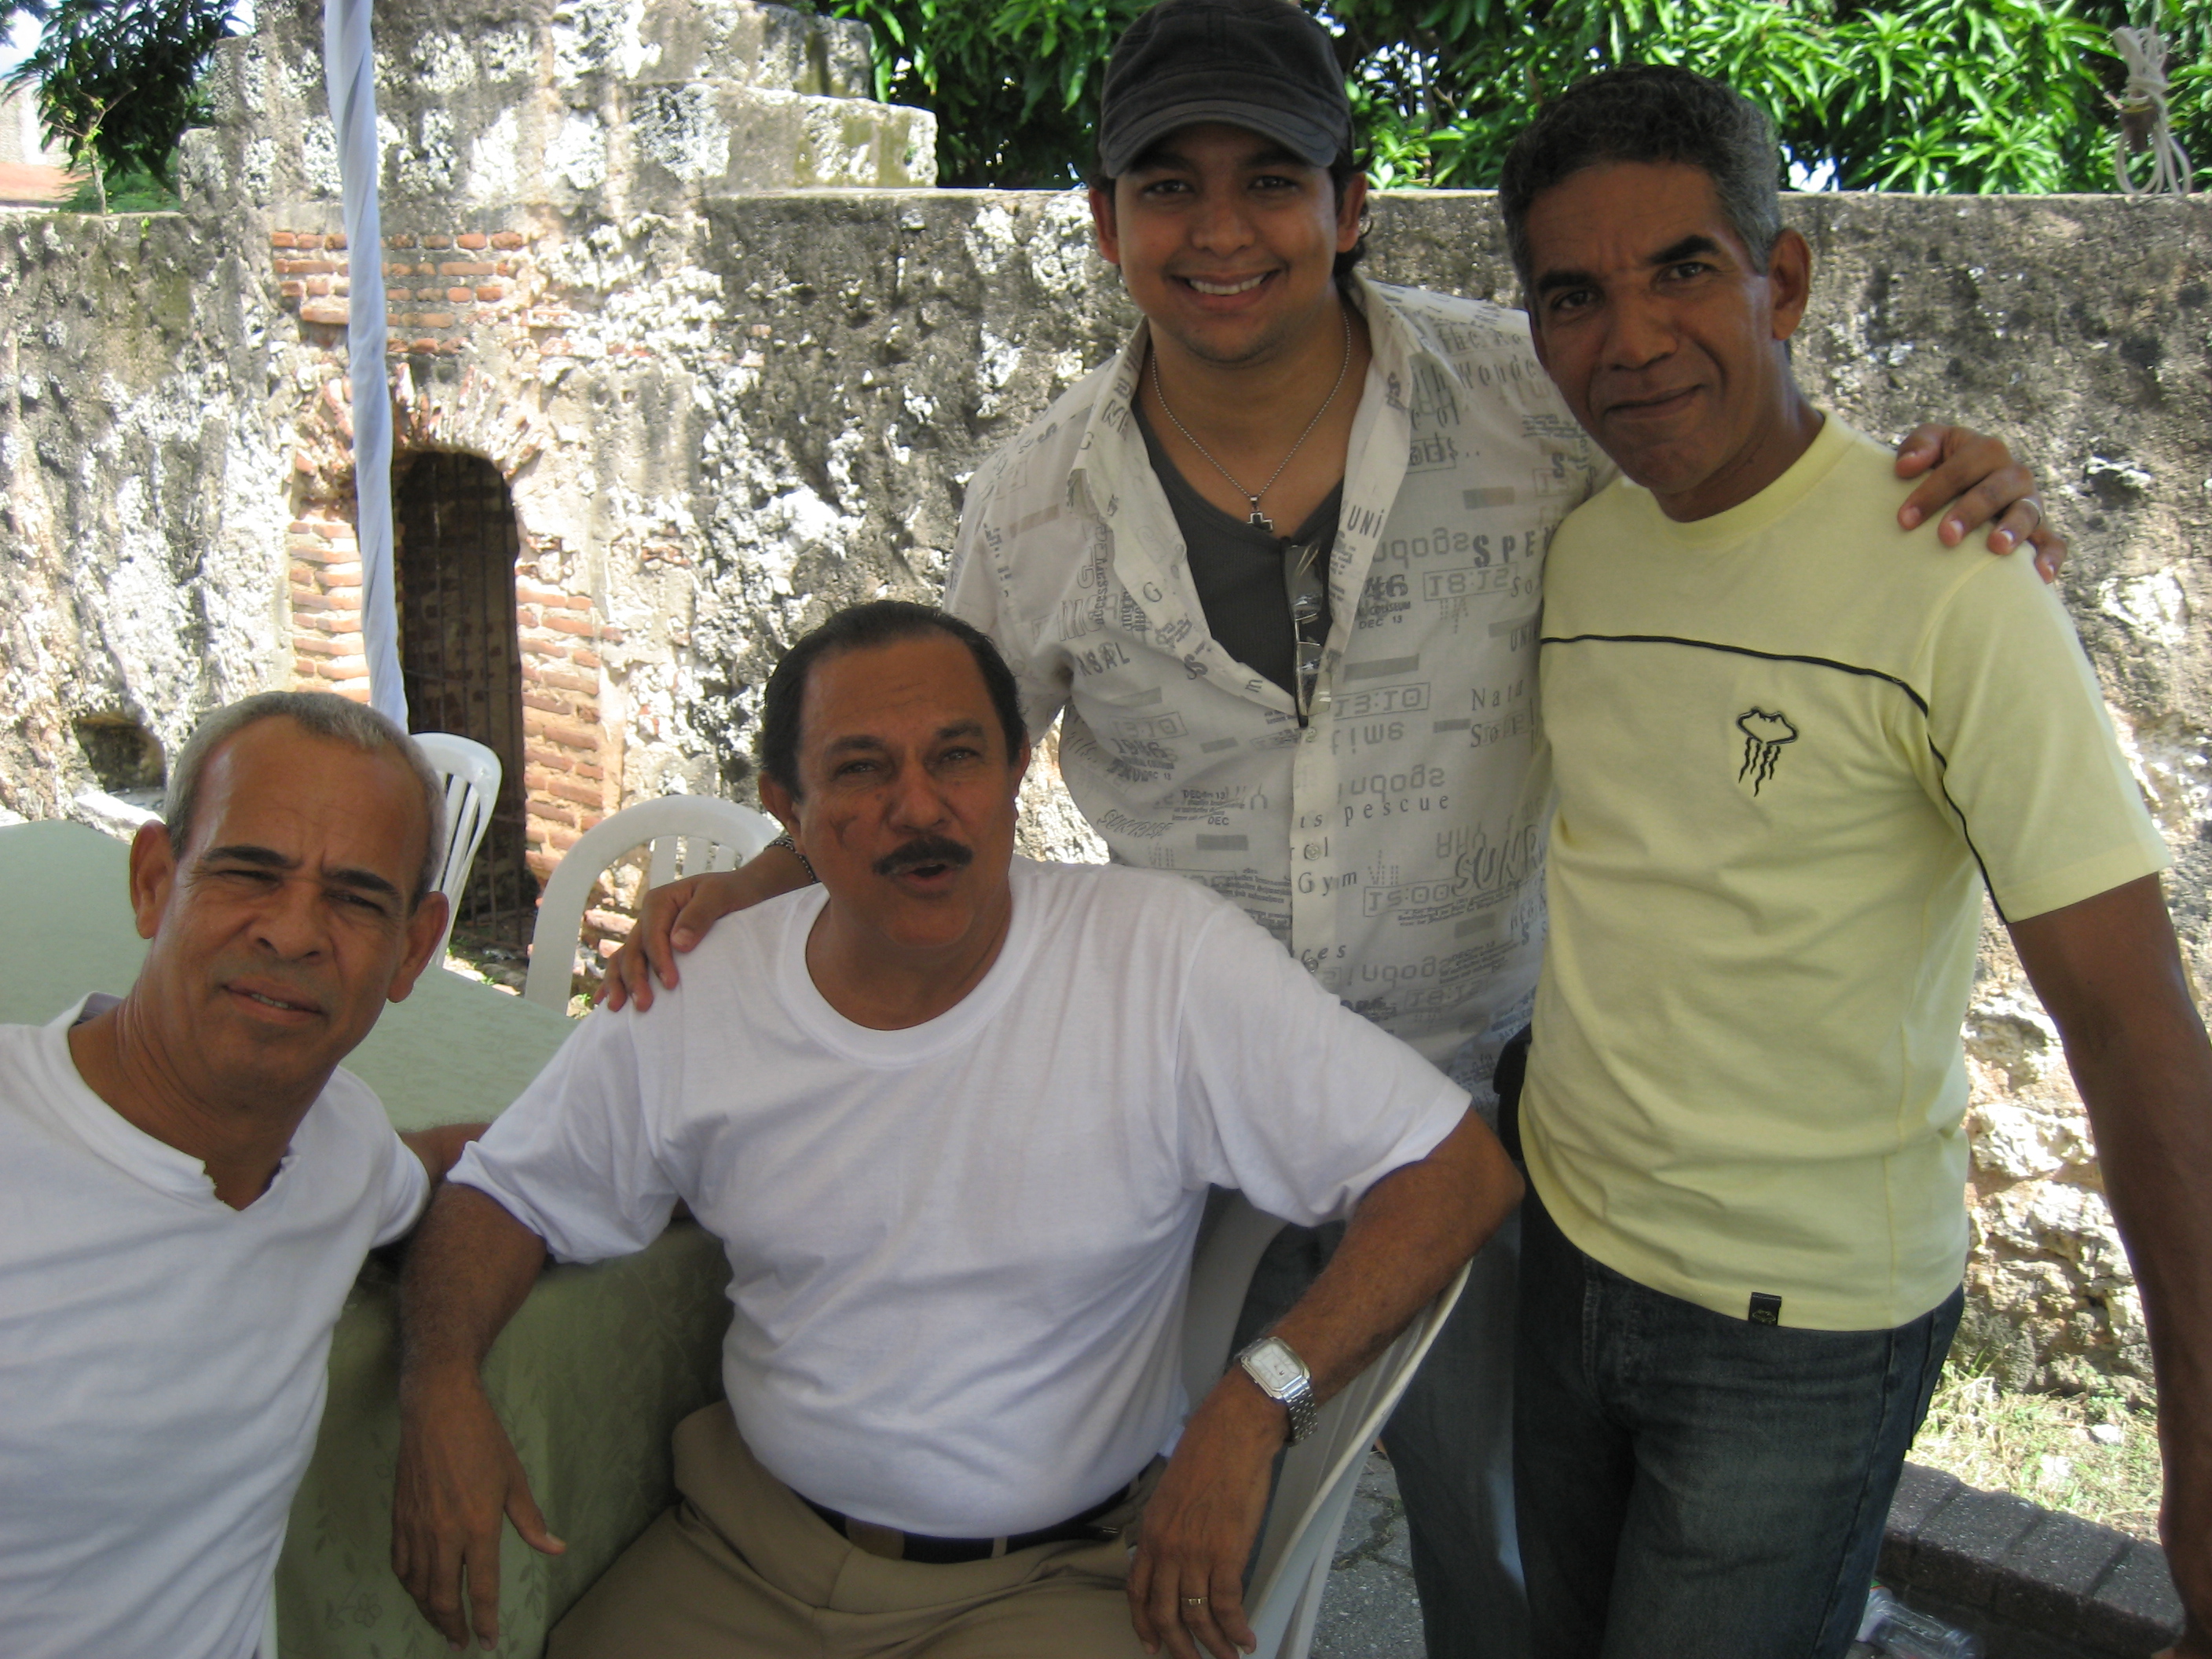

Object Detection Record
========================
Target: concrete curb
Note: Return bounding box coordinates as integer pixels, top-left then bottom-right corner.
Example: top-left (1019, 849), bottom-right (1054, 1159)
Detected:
top-left (1882, 1463), bottom-right (2182, 1657)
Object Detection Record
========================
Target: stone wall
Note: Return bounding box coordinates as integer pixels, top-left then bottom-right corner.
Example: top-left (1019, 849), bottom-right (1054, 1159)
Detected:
top-left (1, 0), bottom-right (2208, 1390)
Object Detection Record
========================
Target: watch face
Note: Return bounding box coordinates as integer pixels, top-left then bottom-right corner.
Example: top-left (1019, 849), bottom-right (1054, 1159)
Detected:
top-left (1243, 1339), bottom-right (1306, 1396)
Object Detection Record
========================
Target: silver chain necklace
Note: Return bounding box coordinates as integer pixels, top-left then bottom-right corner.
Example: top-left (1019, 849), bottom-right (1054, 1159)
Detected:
top-left (1150, 306), bottom-right (1353, 535)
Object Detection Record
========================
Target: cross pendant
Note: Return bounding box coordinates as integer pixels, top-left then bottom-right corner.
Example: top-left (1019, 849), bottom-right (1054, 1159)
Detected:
top-left (1247, 506), bottom-right (1274, 533)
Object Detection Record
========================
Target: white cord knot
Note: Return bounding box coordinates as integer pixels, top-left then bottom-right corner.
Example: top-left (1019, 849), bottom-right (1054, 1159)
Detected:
top-left (2111, 24), bottom-right (2194, 196)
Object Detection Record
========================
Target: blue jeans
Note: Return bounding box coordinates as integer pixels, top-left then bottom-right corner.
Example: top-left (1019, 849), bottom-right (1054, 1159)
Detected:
top-left (1236, 1212), bottom-right (1529, 1659)
top-left (1513, 1188), bottom-right (1961, 1659)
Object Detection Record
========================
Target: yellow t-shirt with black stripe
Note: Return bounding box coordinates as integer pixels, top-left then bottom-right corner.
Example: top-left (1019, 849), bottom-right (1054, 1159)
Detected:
top-left (1524, 416), bottom-right (2169, 1331)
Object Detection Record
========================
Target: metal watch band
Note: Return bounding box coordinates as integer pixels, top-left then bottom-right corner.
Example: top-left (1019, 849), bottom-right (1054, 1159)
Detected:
top-left (1236, 1336), bottom-right (1320, 1445)
top-left (767, 830), bottom-right (817, 884)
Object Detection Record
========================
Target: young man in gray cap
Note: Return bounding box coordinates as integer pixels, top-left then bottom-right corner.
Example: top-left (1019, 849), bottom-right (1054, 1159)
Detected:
top-left (606, 4), bottom-right (2057, 1654)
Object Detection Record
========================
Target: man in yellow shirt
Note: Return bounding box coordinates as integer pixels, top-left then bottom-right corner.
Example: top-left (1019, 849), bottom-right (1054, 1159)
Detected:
top-left (1497, 66), bottom-right (2212, 1659)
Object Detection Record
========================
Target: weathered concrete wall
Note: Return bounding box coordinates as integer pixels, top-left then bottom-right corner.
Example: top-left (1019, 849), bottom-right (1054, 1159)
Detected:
top-left (1, 0), bottom-right (2208, 1390)
top-left (0, 210), bottom-right (288, 816)
top-left (216, 0), bottom-right (930, 218)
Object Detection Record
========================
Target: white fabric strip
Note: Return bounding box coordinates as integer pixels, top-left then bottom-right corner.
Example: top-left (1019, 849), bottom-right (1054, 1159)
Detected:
top-left (322, 0), bottom-right (404, 725)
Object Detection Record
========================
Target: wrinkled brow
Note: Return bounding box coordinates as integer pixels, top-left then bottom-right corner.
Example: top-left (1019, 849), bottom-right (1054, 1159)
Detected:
top-left (1649, 233), bottom-right (1724, 267)
top-left (197, 842), bottom-right (405, 904)
top-left (1536, 233), bottom-right (1730, 298)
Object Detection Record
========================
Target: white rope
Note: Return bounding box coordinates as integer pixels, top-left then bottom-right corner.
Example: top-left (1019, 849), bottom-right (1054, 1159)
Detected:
top-left (322, 0), bottom-right (404, 724)
top-left (2111, 24), bottom-right (2194, 197)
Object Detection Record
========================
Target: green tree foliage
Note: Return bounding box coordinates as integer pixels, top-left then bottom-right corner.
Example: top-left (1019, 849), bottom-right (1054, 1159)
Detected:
top-left (2, 0), bottom-right (235, 212)
top-left (1332, 0), bottom-right (2208, 192)
top-left (804, 0), bottom-right (2210, 192)
top-left (826, 0), bottom-right (1152, 183)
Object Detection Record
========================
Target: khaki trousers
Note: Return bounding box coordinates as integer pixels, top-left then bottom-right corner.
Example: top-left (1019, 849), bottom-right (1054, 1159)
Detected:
top-left (550, 1404), bottom-right (1155, 1658)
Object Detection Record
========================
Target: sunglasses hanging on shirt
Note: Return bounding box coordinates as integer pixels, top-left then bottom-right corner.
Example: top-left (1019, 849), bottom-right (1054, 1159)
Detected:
top-left (1286, 537), bottom-right (1328, 725)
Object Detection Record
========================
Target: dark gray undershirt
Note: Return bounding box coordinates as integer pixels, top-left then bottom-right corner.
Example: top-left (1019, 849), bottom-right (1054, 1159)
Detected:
top-left (1133, 399), bottom-right (1342, 699)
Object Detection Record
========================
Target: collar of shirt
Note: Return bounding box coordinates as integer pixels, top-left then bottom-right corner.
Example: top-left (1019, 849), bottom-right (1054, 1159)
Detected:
top-left (1064, 275), bottom-right (1446, 712)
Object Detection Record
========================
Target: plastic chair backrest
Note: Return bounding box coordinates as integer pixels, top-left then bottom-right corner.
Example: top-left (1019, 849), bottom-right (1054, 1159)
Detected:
top-left (1180, 1192), bottom-right (1471, 1659)
top-left (522, 795), bottom-right (778, 1013)
top-left (410, 733), bottom-right (502, 958)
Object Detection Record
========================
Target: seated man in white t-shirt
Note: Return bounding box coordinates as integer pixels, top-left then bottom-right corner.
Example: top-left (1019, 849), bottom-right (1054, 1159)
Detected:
top-left (0, 692), bottom-right (485, 1659)
top-left (390, 600), bottom-right (1522, 1659)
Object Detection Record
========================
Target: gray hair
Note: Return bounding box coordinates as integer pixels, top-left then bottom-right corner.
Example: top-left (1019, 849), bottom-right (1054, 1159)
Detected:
top-left (163, 692), bottom-right (449, 908)
top-left (1498, 66), bottom-right (1784, 296)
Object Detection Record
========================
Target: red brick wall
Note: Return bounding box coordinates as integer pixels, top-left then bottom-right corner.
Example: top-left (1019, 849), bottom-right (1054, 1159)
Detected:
top-left (287, 504), bottom-right (370, 698)
top-left (273, 225), bottom-right (621, 900)
top-left (516, 561), bottom-right (625, 885)
top-left (274, 227), bottom-right (533, 355)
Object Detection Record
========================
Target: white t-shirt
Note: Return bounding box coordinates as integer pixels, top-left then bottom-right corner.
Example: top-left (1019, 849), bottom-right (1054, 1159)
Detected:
top-left (452, 859), bottom-right (1467, 1537)
top-left (0, 998), bottom-right (430, 1659)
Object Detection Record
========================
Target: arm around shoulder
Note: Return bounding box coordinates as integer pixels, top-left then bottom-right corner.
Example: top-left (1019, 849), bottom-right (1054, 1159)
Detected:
top-left (596, 842), bottom-right (814, 1012)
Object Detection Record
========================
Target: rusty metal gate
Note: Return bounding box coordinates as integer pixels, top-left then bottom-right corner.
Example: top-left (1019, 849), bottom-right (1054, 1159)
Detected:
top-left (393, 452), bottom-right (534, 948)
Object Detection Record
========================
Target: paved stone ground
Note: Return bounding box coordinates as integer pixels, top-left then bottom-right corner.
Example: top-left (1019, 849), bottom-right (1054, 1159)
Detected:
top-left (1309, 1452), bottom-right (1427, 1659)
top-left (1303, 1454), bottom-right (1898, 1659)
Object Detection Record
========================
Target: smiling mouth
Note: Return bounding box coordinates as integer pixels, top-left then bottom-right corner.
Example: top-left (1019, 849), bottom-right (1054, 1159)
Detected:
top-left (1183, 273), bottom-right (1269, 297)
top-left (232, 986), bottom-right (320, 1015)
top-left (1605, 386), bottom-right (1700, 419)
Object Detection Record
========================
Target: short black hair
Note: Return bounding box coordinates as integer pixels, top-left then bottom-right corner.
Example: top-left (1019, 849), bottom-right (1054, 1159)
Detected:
top-left (758, 602), bottom-right (1029, 797)
top-left (1498, 65), bottom-right (1783, 296)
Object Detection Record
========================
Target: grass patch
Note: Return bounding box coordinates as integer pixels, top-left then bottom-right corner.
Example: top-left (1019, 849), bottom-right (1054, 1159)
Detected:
top-left (1910, 1359), bottom-right (2164, 1541)
top-left (60, 164), bottom-right (184, 214)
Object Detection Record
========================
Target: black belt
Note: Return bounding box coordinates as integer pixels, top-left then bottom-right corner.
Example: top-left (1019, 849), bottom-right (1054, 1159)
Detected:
top-left (800, 1480), bottom-right (1133, 1565)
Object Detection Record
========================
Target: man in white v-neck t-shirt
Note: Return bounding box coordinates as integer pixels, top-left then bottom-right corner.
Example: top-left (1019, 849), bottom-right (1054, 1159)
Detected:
top-left (0, 694), bottom-right (485, 1659)
top-left (391, 602), bottom-right (1524, 1659)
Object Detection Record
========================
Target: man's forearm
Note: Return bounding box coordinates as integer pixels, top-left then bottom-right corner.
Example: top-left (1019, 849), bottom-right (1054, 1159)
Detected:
top-left (397, 1184), bottom-right (551, 1390)
top-left (1127, 1108), bottom-right (1521, 1657)
top-left (1268, 1107), bottom-right (1521, 1406)
top-left (2012, 878), bottom-right (2212, 1650)
top-left (2013, 884), bottom-right (2212, 1415)
top-left (2065, 1015), bottom-right (2212, 1407)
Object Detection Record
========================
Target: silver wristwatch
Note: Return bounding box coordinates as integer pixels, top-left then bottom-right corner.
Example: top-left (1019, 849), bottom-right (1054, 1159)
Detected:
top-left (1236, 1335), bottom-right (1320, 1445)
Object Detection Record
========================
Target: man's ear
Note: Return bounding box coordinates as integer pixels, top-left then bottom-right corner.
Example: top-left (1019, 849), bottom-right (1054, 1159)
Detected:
top-left (1010, 738), bottom-right (1033, 798)
top-left (386, 891), bottom-right (450, 1005)
top-left (1335, 170), bottom-right (1368, 254)
top-left (1526, 304), bottom-right (1551, 377)
top-left (1089, 182), bottom-right (1121, 267)
top-left (126, 819), bottom-right (178, 943)
top-left (1767, 228), bottom-right (1812, 345)
top-left (759, 773), bottom-right (800, 839)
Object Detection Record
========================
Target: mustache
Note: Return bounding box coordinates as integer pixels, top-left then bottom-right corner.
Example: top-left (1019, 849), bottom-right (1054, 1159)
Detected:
top-left (872, 836), bottom-right (975, 877)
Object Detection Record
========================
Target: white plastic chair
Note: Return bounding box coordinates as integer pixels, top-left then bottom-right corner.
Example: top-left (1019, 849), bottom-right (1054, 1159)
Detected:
top-left (411, 733), bottom-right (502, 958)
top-left (523, 794), bottom-right (779, 1012)
top-left (1181, 1193), bottom-right (1471, 1659)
